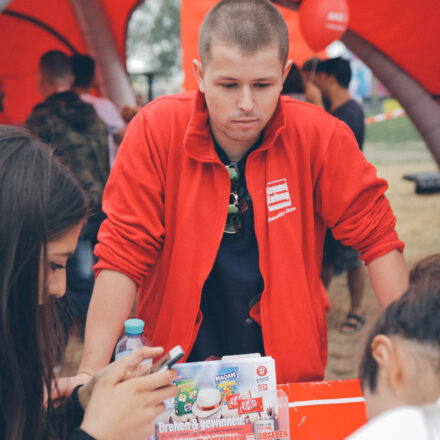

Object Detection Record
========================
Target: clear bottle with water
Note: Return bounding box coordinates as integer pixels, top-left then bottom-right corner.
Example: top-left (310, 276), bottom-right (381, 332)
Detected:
top-left (115, 318), bottom-right (153, 366)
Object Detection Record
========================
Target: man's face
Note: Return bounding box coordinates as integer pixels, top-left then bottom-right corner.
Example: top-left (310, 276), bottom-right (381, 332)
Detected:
top-left (314, 72), bottom-right (331, 98)
top-left (194, 42), bottom-right (291, 154)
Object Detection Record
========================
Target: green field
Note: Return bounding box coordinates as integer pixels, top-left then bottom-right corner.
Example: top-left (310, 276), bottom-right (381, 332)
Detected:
top-left (365, 115), bottom-right (422, 145)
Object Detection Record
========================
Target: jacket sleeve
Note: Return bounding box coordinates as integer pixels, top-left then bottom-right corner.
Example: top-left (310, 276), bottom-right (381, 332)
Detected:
top-left (94, 109), bottom-right (166, 286)
top-left (314, 119), bottom-right (404, 265)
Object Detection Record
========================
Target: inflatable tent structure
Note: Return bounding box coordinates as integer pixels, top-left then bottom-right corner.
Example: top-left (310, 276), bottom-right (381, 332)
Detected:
top-left (0, 0), bottom-right (140, 122)
top-left (0, 0), bottom-right (439, 167)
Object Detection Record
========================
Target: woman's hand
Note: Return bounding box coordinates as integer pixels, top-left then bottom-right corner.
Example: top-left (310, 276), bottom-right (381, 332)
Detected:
top-left (77, 346), bottom-right (164, 410)
top-left (79, 346), bottom-right (178, 440)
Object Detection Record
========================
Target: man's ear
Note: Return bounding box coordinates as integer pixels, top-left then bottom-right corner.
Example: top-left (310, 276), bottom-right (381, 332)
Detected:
top-left (371, 335), bottom-right (405, 392)
top-left (282, 59), bottom-right (293, 83)
top-left (192, 59), bottom-right (205, 93)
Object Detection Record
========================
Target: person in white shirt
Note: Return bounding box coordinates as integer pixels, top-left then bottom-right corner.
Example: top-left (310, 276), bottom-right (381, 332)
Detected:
top-left (71, 54), bottom-right (126, 166)
top-left (348, 255), bottom-right (440, 439)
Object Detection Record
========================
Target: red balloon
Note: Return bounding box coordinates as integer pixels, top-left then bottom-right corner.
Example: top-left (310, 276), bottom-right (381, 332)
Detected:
top-left (299, 0), bottom-right (349, 52)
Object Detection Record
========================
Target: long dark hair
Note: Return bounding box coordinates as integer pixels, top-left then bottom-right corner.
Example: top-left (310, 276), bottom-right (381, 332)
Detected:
top-left (0, 126), bottom-right (88, 439)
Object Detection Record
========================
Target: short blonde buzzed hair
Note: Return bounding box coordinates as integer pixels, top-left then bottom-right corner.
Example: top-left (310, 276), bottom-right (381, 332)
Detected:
top-left (199, 0), bottom-right (289, 66)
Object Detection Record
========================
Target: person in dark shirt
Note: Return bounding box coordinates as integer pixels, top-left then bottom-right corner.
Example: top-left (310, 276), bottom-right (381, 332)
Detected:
top-left (306, 57), bottom-right (367, 334)
top-left (0, 126), bottom-right (176, 440)
top-left (26, 51), bottom-right (110, 340)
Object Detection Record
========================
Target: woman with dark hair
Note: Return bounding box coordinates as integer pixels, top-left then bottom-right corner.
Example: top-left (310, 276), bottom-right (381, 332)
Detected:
top-left (347, 256), bottom-right (440, 438)
top-left (0, 126), bottom-right (177, 440)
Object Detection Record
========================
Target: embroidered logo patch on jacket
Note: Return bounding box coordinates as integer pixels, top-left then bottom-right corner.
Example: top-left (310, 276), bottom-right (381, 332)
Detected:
top-left (266, 179), bottom-right (296, 223)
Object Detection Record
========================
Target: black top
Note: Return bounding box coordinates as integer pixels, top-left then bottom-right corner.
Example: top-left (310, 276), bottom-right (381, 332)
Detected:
top-left (52, 385), bottom-right (95, 440)
top-left (332, 99), bottom-right (365, 150)
top-left (188, 138), bottom-right (265, 361)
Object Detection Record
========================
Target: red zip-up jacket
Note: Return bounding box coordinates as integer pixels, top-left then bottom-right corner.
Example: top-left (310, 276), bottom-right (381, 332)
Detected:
top-left (95, 91), bottom-right (404, 384)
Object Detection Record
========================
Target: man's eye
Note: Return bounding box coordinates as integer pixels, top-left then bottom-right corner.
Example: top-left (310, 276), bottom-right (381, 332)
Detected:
top-left (254, 83), bottom-right (270, 88)
top-left (49, 262), bottom-right (65, 271)
top-left (221, 83), bottom-right (237, 88)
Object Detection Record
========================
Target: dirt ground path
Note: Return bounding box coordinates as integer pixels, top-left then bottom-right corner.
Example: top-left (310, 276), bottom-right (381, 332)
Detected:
top-left (325, 142), bottom-right (440, 380)
top-left (61, 141), bottom-right (440, 381)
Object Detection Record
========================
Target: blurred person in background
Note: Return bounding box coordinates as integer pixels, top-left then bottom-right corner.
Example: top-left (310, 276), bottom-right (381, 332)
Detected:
top-left (281, 62), bottom-right (305, 101)
top-left (26, 50), bottom-right (110, 341)
top-left (71, 54), bottom-right (126, 167)
top-left (307, 57), bottom-right (367, 334)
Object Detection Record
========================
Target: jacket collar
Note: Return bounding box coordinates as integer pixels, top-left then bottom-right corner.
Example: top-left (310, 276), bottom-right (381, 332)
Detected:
top-left (183, 90), bottom-right (286, 162)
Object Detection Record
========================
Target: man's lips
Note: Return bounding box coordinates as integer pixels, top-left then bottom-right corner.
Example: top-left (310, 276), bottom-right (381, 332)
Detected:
top-left (231, 119), bottom-right (259, 126)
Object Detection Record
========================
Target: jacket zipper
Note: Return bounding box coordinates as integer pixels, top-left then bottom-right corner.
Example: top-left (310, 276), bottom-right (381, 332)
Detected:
top-left (245, 152), bottom-right (269, 357)
top-left (185, 160), bottom-right (231, 356)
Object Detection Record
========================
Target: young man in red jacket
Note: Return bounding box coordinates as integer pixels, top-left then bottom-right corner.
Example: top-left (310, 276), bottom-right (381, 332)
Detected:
top-left (62, 0), bottom-right (408, 394)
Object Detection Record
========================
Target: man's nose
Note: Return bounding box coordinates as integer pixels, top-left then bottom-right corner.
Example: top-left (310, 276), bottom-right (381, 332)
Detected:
top-left (237, 86), bottom-right (255, 113)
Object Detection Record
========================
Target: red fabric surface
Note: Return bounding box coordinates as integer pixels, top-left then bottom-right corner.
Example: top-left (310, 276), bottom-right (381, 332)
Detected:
top-left (0, 0), bottom-right (139, 122)
top-left (347, 0), bottom-right (440, 96)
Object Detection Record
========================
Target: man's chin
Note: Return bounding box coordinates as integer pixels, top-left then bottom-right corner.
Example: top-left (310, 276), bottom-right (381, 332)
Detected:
top-left (226, 127), bottom-right (262, 143)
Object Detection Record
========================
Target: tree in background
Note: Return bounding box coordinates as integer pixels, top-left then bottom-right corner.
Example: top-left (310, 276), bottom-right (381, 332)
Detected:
top-left (126, 0), bottom-right (181, 77)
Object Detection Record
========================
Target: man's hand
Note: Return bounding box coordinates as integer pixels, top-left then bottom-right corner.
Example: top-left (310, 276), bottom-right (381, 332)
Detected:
top-left (79, 347), bottom-right (177, 440)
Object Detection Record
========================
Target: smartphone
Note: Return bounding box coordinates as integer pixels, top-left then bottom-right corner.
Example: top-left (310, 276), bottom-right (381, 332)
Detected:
top-left (149, 345), bottom-right (184, 374)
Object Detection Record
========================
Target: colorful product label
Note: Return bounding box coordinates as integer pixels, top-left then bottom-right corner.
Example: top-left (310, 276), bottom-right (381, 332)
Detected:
top-left (175, 379), bottom-right (198, 415)
top-left (215, 367), bottom-right (239, 398)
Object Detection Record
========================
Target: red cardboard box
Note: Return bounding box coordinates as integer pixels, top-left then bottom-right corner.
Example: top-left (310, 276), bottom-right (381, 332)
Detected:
top-left (279, 379), bottom-right (367, 439)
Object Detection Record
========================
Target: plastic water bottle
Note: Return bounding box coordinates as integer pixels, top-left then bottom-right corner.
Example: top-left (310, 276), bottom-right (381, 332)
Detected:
top-left (115, 318), bottom-right (153, 366)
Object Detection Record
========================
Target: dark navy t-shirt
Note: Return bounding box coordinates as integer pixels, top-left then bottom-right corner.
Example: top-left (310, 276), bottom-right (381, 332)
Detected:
top-left (332, 99), bottom-right (365, 150)
top-left (187, 140), bottom-right (265, 361)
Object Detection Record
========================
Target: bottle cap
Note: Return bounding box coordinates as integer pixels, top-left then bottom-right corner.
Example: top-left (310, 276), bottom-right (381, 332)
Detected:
top-left (124, 318), bottom-right (145, 335)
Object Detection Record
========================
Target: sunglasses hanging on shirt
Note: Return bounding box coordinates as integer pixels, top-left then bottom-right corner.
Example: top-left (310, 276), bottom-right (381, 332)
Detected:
top-left (225, 162), bottom-right (242, 234)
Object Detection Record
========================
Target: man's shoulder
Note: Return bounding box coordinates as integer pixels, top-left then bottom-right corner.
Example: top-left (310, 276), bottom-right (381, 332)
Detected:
top-left (134, 91), bottom-right (195, 134)
top-left (27, 99), bottom-right (52, 118)
top-left (335, 99), bottom-right (364, 117)
top-left (81, 93), bottom-right (124, 130)
top-left (81, 93), bottom-right (115, 112)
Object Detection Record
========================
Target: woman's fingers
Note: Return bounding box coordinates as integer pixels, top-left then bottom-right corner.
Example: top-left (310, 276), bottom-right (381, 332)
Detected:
top-left (102, 346), bottom-right (165, 384)
top-left (130, 368), bottom-right (178, 394)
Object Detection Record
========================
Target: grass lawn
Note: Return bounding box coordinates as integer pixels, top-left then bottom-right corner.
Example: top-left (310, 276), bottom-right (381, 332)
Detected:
top-left (365, 115), bottom-right (422, 145)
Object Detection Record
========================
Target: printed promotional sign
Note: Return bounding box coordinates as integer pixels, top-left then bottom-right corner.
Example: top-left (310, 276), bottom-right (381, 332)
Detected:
top-left (152, 357), bottom-right (287, 440)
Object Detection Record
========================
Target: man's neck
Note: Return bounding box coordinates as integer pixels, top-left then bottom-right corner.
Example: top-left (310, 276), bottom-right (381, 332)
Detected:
top-left (221, 144), bottom-right (252, 162)
top-left (210, 129), bottom-right (261, 162)
top-left (44, 85), bottom-right (72, 99)
top-left (329, 88), bottom-right (351, 113)
top-left (72, 86), bottom-right (92, 96)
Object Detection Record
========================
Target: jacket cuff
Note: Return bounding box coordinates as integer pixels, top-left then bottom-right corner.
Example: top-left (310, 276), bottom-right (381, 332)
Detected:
top-left (361, 230), bottom-right (405, 265)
